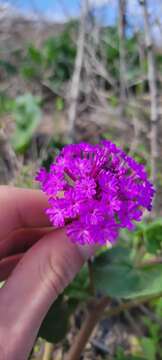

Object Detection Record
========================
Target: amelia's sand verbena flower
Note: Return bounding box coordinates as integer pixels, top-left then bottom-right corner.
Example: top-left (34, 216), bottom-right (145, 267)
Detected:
top-left (36, 141), bottom-right (155, 246)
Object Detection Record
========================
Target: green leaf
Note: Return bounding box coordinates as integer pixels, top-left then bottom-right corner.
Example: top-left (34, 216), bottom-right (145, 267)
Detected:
top-left (27, 45), bottom-right (42, 64)
top-left (11, 93), bottom-right (42, 153)
top-left (38, 295), bottom-right (70, 343)
top-left (93, 246), bottom-right (139, 298)
top-left (140, 337), bottom-right (156, 360)
top-left (0, 60), bottom-right (17, 75)
top-left (21, 65), bottom-right (39, 79)
top-left (0, 93), bottom-right (14, 115)
top-left (142, 316), bottom-right (160, 344)
top-left (55, 97), bottom-right (64, 111)
top-left (115, 347), bottom-right (144, 360)
top-left (108, 95), bottom-right (119, 107)
top-left (65, 265), bottom-right (90, 302)
top-left (93, 245), bottom-right (162, 299)
top-left (144, 220), bottom-right (162, 254)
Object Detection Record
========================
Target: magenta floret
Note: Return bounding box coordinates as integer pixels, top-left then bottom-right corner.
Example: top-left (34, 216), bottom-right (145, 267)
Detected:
top-left (36, 141), bottom-right (155, 245)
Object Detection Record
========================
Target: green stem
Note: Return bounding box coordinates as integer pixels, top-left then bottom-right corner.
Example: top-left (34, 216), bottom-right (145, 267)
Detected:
top-left (88, 258), bottom-right (95, 296)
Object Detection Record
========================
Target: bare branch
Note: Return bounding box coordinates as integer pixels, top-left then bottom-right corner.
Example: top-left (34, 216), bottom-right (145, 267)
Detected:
top-left (139, 0), bottom-right (160, 185)
top-left (67, 0), bottom-right (89, 142)
top-left (65, 297), bottom-right (109, 360)
top-left (118, 0), bottom-right (127, 116)
top-left (0, 128), bottom-right (18, 184)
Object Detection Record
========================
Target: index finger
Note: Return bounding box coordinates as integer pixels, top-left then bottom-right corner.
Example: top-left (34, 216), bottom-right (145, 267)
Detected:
top-left (0, 186), bottom-right (50, 240)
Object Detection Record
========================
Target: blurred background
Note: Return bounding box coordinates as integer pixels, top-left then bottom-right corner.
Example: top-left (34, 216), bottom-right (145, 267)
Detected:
top-left (1, 0), bottom-right (162, 359)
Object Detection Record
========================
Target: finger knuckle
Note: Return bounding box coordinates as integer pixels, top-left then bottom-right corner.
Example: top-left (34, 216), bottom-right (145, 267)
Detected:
top-left (38, 253), bottom-right (71, 296)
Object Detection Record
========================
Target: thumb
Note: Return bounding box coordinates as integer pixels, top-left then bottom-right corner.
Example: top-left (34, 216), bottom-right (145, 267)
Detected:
top-left (0, 229), bottom-right (94, 360)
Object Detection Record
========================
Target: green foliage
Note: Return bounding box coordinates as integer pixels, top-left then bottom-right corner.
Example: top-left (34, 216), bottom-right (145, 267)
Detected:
top-left (143, 318), bottom-right (160, 345)
top-left (101, 28), bottom-right (141, 86)
top-left (55, 97), bottom-right (64, 111)
top-left (11, 93), bottom-right (42, 153)
top-left (41, 138), bottom-right (67, 171)
top-left (65, 265), bottom-right (90, 302)
top-left (93, 244), bottom-right (162, 299)
top-left (140, 337), bottom-right (156, 360)
top-left (115, 347), bottom-right (144, 360)
top-left (20, 23), bottom-right (143, 92)
top-left (144, 220), bottom-right (162, 254)
top-left (21, 44), bottom-right (43, 79)
top-left (139, 300), bottom-right (162, 359)
top-left (156, 53), bottom-right (162, 72)
top-left (130, 145), bottom-right (148, 165)
top-left (0, 60), bottom-right (17, 76)
top-left (119, 218), bottom-right (162, 255)
top-left (152, 297), bottom-right (162, 318)
top-left (39, 268), bottom-right (89, 344)
top-left (93, 245), bottom-right (138, 298)
top-left (27, 45), bottom-right (42, 64)
top-left (38, 266), bottom-right (90, 344)
top-left (21, 26), bottom-right (76, 93)
top-left (42, 31), bottom-right (76, 91)
top-left (102, 27), bottom-right (119, 79)
top-left (107, 94), bottom-right (119, 107)
top-left (114, 302), bottom-right (162, 359)
top-left (0, 93), bottom-right (14, 115)
top-left (39, 295), bottom-right (70, 343)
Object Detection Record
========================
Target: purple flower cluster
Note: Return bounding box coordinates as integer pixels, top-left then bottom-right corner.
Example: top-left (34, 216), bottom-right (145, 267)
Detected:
top-left (36, 141), bottom-right (155, 245)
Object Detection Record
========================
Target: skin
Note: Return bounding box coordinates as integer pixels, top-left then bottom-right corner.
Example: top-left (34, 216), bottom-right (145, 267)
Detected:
top-left (0, 186), bottom-right (94, 360)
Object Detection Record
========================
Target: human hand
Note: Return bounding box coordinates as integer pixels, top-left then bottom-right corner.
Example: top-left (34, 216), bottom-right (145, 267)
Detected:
top-left (0, 187), bottom-right (94, 360)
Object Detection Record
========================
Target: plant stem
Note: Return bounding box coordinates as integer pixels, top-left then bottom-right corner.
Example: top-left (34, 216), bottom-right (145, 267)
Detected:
top-left (42, 342), bottom-right (54, 360)
top-left (141, 257), bottom-right (162, 267)
top-left (102, 293), bottom-right (162, 319)
top-left (88, 258), bottom-right (95, 296)
top-left (65, 289), bottom-right (162, 360)
top-left (65, 297), bottom-right (109, 360)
